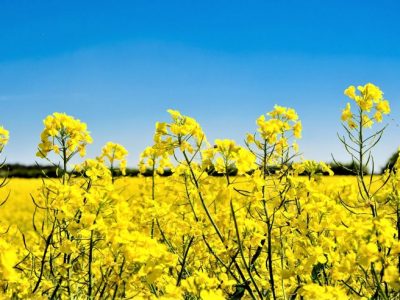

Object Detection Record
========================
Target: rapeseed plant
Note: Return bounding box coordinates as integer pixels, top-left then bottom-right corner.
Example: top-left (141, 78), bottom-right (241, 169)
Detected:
top-left (0, 84), bottom-right (400, 299)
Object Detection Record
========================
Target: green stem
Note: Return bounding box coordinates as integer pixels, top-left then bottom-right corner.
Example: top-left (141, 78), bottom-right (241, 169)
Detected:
top-left (88, 230), bottom-right (94, 299)
top-left (182, 149), bottom-right (225, 243)
top-left (231, 200), bottom-right (264, 299)
top-left (176, 237), bottom-right (194, 286)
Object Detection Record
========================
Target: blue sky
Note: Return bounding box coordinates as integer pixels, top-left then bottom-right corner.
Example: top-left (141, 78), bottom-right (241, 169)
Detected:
top-left (1, 0), bottom-right (400, 168)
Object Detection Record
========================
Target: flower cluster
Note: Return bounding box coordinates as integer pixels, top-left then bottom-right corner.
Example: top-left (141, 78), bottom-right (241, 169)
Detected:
top-left (202, 139), bottom-right (256, 175)
top-left (342, 83), bottom-right (390, 128)
top-left (98, 142), bottom-right (128, 175)
top-left (154, 109), bottom-right (206, 153)
top-left (138, 145), bottom-right (172, 174)
top-left (255, 105), bottom-right (302, 142)
top-left (36, 112), bottom-right (93, 158)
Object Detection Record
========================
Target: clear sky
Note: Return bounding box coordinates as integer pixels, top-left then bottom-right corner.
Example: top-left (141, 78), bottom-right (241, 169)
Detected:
top-left (1, 0), bottom-right (400, 168)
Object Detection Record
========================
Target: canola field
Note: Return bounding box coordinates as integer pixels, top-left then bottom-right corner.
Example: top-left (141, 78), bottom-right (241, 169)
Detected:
top-left (0, 83), bottom-right (399, 300)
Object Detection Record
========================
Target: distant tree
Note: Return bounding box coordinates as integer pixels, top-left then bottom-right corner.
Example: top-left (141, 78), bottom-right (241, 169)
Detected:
top-left (0, 164), bottom-right (147, 178)
top-left (0, 163), bottom-right (58, 178)
top-left (328, 161), bottom-right (369, 175)
top-left (381, 151), bottom-right (399, 173)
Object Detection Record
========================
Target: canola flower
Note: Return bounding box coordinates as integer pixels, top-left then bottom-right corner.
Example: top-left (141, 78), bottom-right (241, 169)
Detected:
top-left (36, 112), bottom-right (93, 159)
top-left (98, 142), bottom-right (128, 175)
top-left (342, 83), bottom-right (390, 128)
top-left (1, 84), bottom-right (400, 299)
top-left (202, 139), bottom-right (256, 176)
top-left (0, 126), bottom-right (9, 151)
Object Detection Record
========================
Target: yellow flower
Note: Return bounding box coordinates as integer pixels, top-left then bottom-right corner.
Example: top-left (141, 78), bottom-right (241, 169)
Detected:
top-left (320, 161), bottom-right (334, 176)
top-left (384, 265), bottom-right (400, 289)
top-left (155, 122), bottom-right (168, 134)
top-left (376, 100), bottom-right (390, 114)
top-left (37, 112), bottom-right (92, 158)
top-left (167, 109), bottom-right (181, 120)
top-left (286, 108), bottom-right (298, 121)
top-left (0, 248), bottom-right (18, 281)
top-left (292, 141), bottom-right (299, 152)
top-left (161, 109), bottom-right (206, 147)
top-left (293, 121), bottom-right (302, 138)
top-left (374, 110), bottom-right (383, 123)
top-left (99, 142), bottom-right (128, 175)
top-left (200, 290), bottom-right (225, 300)
top-left (348, 119), bottom-right (357, 129)
top-left (344, 85), bottom-right (357, 100)
top-left (341, 103), bottom-right (353, 121)
top-left (362, 114), bottom-right (373, 128)
top-left (345, 83), bottom-right (388, 118)
top-left (79, 158), bottom-right (112, 182)
top-left (300, 284), bottom-right (349, 300)
top-left (360, 82), bottom-right (384, 102)
top-left (268, 105), bottom-right (286, 117)
top-left (257, 106), bottom-right (301, 143)
top-left (358, 98), bottom-right (374, 111)
top-left (246, 133), bottom-right (255, 144)
top-left (236, 148), bottom-right (256, 175)
top-left (0, 126), bottom-right (9, 151)
top-left (214, 139), bottom-right (238, 154)
top-left (139, 144), bottom-right (172, 175)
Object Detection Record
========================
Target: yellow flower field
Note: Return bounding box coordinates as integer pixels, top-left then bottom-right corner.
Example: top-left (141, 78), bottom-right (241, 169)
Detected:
top-left (0, 176), bottom-right (357, 237)
top-left (0, 83), bottom-right (399, 299)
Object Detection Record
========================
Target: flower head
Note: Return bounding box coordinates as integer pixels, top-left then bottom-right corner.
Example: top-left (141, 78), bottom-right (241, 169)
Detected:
top-left (0, 126), bottom-right (9, 151)
top-left (99, 142), bottom-right (128, 175)
top-left (342, 83), bottom-right (390, 129)
top-left (37, 113), bottom-right (92, 158)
